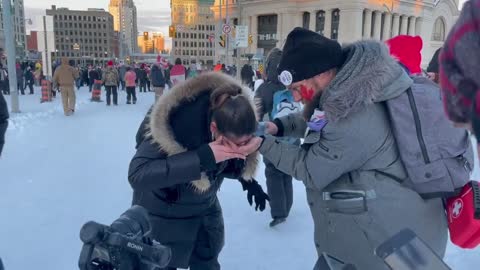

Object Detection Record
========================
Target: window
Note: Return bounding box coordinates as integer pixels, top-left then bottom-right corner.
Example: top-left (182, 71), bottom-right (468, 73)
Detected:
top-left (432, 17), bottom-right (446, 41)
top-left (331, 9), bottom-right (340, 40)
top-left (316, 11), bottom-right (325, 35)
top-left (302, 12), bottom-right (310, 29)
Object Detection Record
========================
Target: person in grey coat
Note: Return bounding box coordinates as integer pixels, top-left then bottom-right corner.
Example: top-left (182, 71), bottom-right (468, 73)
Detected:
top-left (0, 90), bottom-right (8, 156)
top-left (128, 72), bottom-right (269, 270)
top-left (118, 63), bottom-right (127, 90)
top-left (238, 28), bottom-right (448, 269)
top-left (255, 48), bottom-right (298, 227)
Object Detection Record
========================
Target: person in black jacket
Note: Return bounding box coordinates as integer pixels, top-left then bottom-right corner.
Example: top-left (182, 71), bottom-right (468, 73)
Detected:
top-left (427, 47), bottom-right (441, 83)
top-left (255, 48), bottom-right (298, 227)
top-left (0, 91), bottom-right (8, 156)
top-left (241, 64), bottom-right (255, 90)
top-left (129, 72), bottom-right (269, 270)
top-left (88, 66), bottom-right (99, 92)
top-left (150, 62), bottom-right (166, 101)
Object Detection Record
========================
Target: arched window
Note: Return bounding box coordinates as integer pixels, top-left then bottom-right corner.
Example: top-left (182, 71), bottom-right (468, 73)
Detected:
top-left (316, 10), bottom-right (325, 35)
top-left (303, 12), bottom-right (310, 29)
top-left (331, 9), bottom-right (340, 40)
top-left (432, 17), bottom-right (446, 41)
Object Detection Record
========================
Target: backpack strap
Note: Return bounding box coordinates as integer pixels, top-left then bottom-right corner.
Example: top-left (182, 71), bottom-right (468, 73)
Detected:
top-left (374, 169), bottom-right (405, 184)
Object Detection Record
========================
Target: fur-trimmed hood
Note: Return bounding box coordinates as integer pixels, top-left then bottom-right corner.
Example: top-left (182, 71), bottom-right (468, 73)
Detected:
top-left (318, 41), bottom-right (413, 122)
top-left (148, 72), bottom-right (259, 192)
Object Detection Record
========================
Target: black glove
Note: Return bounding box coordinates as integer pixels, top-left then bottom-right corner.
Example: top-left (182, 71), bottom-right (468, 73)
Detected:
top-left (238, 178), bottom-right (270, 211)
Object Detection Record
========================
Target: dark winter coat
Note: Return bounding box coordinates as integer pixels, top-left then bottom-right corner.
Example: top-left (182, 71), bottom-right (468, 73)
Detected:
top-left (255, 48), bottom-right (284, 120)
top-left (427, 47), bottom-right (441, 73)
top-left (137, 68), bottom-right (147, 82)
top-left (260, 41), bottom-right (447, 269)
top-left (240, 64), bottom-right (254, 86)
top-left (128, 72), bottom-right (258, 268)
top-left (24, 70), bottom-right (34, 83)
top-left (150, 65), bottom-right (166, 88)
top-left (88, 69), bottom-right (99, 84)
top-left (0, 91), bottom-right (8, 156)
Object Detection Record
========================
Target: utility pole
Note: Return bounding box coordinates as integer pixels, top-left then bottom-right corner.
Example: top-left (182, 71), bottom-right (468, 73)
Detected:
top-left (2, 0), bottom-right (19, 112)
top-left (225, 0), bottom-right (229, 66)
top-left (219, 0), bottom-right (222, 64)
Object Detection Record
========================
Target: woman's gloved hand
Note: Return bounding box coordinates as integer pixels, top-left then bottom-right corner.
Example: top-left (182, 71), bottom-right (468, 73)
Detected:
top-left (238, 178), bottom-right (270, 211)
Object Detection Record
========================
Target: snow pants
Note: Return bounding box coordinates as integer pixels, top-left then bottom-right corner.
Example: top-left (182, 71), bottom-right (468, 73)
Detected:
top-left (264, 158), bottom-right (293, 219)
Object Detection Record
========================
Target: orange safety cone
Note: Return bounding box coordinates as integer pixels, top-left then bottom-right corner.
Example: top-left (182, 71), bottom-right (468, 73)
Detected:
top-left (91, 79), bottom-right (103, 102)
top-left (40, 79), bottom-right (52, 103)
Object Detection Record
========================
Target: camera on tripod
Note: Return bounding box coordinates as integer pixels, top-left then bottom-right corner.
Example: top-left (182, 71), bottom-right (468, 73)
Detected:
top-left (78, 205), bottom-right (171, 270)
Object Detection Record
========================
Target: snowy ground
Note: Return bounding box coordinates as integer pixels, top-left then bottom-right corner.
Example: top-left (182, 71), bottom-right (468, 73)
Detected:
top-left (1, 86), bottom-right (480, 270)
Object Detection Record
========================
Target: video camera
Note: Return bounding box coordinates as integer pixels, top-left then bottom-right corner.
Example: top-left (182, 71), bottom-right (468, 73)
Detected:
top-left (78, 205), bottom-right (171, 270)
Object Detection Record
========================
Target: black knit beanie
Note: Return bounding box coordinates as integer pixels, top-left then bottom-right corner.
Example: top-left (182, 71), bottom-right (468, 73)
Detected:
top-left (278, 27), bottom-right (343, 86)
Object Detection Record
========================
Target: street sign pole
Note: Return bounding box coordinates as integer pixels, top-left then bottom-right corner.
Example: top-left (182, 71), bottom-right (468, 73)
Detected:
top-left (2, 0), bottom-right (19, 112)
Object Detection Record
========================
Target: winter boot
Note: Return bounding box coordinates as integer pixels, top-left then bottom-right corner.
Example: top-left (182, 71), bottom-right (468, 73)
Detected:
top-left (127, 100), bottom-right (131, 104)
top-left (269, 218), bottom-right (286, 227)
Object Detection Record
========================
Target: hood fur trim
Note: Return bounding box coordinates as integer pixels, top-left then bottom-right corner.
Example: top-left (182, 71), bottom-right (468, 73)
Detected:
top-left (319, 41), bottom-right (406, 122)
top-left (148, 72), bottom-right (258, 192)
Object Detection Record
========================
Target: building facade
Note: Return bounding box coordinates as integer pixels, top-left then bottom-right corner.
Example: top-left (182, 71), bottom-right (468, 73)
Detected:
top-left (109, 0), bottom-right (139, 57)
top-left (26, 31), bottom-right (38, 51)
top-left (0, 0), bottom-right (27, 58)
top-left (46, 6), bottom-right (115, 65)
top-left (138, 32), bottom-right (166, 54)
top-left (170, 0), bottom-right (216, 67)
top-left (212, 0), bottom-right (460, 67)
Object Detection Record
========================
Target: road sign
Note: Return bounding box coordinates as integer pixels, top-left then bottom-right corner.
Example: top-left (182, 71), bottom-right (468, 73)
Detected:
top-left (222, 24), bottom-right (232, 34)
top-left (234, 25), bottom-right (248, 48)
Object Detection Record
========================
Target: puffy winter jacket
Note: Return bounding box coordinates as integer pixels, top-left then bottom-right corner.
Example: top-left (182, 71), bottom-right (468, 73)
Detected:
top-left (0, 91), bottom-right (8, 156)
top-left (260, 41), bottom-right (448, 269)
top-left (150, 65), bottom-right (166, 87)
top-left (128, 72), bottom-right (258, 268)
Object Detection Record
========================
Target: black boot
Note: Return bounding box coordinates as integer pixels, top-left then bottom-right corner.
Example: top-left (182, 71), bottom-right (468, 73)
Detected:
top-left (269, 218), bottom-right (286, 227)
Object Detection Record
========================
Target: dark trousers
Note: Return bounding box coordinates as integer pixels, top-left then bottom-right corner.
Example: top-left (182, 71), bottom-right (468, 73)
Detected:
top-left (105, 85), bottom-right (118, 105)
top-left (126, 87), bottom-right (137, 103)
top-left (120, 80), bottom-right (125, 90)
top-left (89, 82), bottom-right (93, 92)
top-left (140, 80), bottom-right (147, 92)
top-left (146, 79), bottom-right (151, 91)
top-left (264, 158), bottom-right (293, 219)
top-left (26, 82), bottom-right (34, 94)
top-left (1, 80), bottom-right (9, 95)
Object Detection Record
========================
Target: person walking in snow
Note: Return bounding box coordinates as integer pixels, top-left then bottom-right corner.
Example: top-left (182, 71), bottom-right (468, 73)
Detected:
top-left (170, 58), bottom-right (186, 87)
top-left (88, 66), bottom-right (100, 93)
top-left (118, 63), bottom-right (127, 91)
top-left (237, 28), bottom-right (448, 269)
top-left (150, 59), bottom-right (166, 101)
top-left (24, 66), bottom-right (34, 95)
top-left (255, 48), bottom-right (300, 227)
top-left (0, 89), bottom-right (8, 156)
top-left (138, 64), bottom-right (148, 93)
top-left (129, 72), bottom-right (269, 270)
top-left (124, 66), bottom-right (137, 105)
top-left (53, 58), bottom-right (79, 116)
top-left (102, 61), bottom-right (120, 106)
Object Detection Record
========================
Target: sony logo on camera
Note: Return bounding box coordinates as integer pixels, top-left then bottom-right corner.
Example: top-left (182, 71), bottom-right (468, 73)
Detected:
top-left (127, 242), bottom-right (143, 252)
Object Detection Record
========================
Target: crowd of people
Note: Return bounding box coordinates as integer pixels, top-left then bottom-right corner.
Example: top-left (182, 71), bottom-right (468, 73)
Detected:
top-left (1, 1), bottom-right (480, 269)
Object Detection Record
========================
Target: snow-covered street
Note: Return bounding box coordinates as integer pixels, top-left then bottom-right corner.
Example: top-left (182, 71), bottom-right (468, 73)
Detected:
top-left (1, 86), bottom-right (479, 269)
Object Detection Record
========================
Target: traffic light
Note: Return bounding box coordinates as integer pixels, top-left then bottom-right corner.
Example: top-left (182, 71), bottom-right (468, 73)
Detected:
top-left (219, 34), bottom-right (226, 48)
top-left (248, 34), bottom-right (253, 45)
top-left (143, 32), bottom-right (149, 41)
top-left (169, 25), bottom-right (176, 38)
